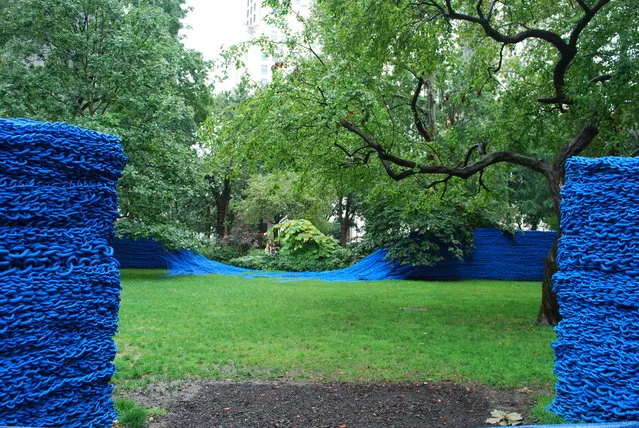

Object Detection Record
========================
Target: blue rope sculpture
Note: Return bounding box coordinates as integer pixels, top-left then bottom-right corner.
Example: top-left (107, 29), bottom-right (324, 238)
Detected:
top-left (550, 157), bottom-right (639, 422)
top-left (112, 238), bottom-right (171, 269)
top-left (0, 119), bottom-right (127, 427)
top-left (161, 228), bottom-right (554, 281)
top-left (165, 248), bottom-right (415, 281)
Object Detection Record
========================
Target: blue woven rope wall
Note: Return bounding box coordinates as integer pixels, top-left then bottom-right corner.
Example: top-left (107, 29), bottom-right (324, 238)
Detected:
top-left (0, 119), bottom-right (127, 427)
top-left (112, 238), bottom-right (170, 269)
top-left (409, 228), bottom-right (555, 281)
top-left (158, 228), bottom-right (555, 281)
top-left (550, 157), bottom-right (639, 422)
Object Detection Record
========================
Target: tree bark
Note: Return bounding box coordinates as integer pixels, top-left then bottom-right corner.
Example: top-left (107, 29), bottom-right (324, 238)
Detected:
top-left (537, 237), bottom-right (561, 326)
top-left (340, 220), bottom-right (350, 247)
top-left (214, 177), bottom-right (232, 238)
top-left (536, 170), bottom-right (563, 326)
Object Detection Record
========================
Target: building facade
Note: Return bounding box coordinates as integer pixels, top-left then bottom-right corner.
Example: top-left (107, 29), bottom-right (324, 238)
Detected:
top-left (243, 0), bottom-right (310, 85)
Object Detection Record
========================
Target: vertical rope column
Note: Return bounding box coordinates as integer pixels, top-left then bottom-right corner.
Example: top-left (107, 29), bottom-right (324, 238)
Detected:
top-left (550, 157), bottom-right (639, 422)
top-left (0, 119), bottom-right (127, 427)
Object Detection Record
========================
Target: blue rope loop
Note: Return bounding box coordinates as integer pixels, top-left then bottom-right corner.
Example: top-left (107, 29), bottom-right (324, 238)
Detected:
top-left (0, 118), bottom-right (126, 427)
top-left (550, 157), bottom-right (639, 423)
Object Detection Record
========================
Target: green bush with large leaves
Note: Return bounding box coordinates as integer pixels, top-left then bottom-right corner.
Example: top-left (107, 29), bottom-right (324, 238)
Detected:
top-left (268, 219), bottom-right (339, 258)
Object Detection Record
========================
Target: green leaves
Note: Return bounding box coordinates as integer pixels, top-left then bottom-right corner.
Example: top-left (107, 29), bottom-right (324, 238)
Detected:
top-left (0, 0), bottom-right (212, 233)
top-left (267, 219), bottom-right (339, 258)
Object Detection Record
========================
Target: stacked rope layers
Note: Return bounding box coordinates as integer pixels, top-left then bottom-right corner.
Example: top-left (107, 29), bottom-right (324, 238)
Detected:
top-left (409, 228), bottom-right (555, 281)
top-left (550, 157), bottom-right (639, 422)
top-left (163, 228), bottom-right (554, 282)
top-left (165, 249), bottom-right (415, 281)
top-left (0, 119), bottom-right (126, 427)
top-left (112, 238), bottom-right (170, 269)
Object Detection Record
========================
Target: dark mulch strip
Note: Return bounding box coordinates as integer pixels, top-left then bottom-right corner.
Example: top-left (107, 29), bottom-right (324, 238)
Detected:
top-left (136, 381), bottom-right (535, 428)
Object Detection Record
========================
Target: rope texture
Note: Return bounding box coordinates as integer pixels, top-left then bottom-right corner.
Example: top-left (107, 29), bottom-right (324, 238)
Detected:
top-left (162, 228), bottom-right (554, 281)
top-left (550, 157), bottom-right (639, 422)
top-left (0, 118), bottom-right (126, 427)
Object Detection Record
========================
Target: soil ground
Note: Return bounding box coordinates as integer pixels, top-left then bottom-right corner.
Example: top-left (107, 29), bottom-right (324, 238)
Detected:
top-left (120, 380), bottom-right (537, 428)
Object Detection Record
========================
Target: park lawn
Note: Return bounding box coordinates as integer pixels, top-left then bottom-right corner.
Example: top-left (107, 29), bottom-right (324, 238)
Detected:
top-left (114, 269), bottom-right (557, 394)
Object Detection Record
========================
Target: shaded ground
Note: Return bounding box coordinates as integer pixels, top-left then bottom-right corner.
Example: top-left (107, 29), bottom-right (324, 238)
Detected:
top-left (121, 380), bottom-right (536, 428)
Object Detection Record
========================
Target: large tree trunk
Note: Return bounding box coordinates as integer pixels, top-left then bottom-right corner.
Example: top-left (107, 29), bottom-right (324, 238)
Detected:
top-left (338, 196), bottom-right (352, 247)
top-left (536, 175), bottom-right (562, 326)
top-left (340, 220), bottom-right (350, 247)
top-left (537, 238), bottom-right (561, 325)
top-left (215, 177), bottom-right (231, 238)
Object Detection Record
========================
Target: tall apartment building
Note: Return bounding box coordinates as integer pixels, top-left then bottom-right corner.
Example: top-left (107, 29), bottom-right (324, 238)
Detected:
top-left (243, 0), bottom-right (310, 85)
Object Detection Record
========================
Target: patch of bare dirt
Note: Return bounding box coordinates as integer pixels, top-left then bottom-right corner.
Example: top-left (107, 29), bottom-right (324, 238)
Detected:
top-left (118, 380), bottom-right (536, 428)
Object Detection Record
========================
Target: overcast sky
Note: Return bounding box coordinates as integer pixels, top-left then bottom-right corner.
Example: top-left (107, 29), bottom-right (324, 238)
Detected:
top-left (181, 0), bottom-right (245, 63)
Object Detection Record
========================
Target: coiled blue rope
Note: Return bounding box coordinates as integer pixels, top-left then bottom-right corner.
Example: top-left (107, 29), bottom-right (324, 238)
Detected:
top-left (0, 119), bottom-right (126, 427)
top-left (550, 157), bottom-right (639, 423)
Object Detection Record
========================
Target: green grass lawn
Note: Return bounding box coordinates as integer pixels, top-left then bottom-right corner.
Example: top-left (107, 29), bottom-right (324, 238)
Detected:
top-left (114, 269), bottom-right (557, 395)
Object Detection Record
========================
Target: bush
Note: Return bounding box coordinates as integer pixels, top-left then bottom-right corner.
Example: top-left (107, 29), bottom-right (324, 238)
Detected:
top-left (115, 219), bottom-right (246, 263)
top-left (200, 244), bottom-right (245, 263)
top-left (115, 219), bottom-right (210, 253)
top-left (268, 219), bottom-right (339, 257)
top-left (229, 246), bottom-right (358, 272)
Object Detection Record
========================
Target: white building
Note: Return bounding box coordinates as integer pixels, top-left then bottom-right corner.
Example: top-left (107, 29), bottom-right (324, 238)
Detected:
top-left (243, 0), bottom-right (311, 85)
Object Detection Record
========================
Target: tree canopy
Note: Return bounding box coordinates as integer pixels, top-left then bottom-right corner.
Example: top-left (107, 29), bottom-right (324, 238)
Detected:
top-left (0, 0), bottom-right (212, 231)
top-left (221, 0), bottom-right (637, 324)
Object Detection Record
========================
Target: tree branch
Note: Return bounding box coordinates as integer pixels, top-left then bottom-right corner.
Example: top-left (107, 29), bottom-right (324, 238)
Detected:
top-left (574, 0), bottom-right (591, 13)
top-left (553, 124), bottom-right (599, 177)
top-left (341, 119), bottom-right (552, 182)
top-left (589, 73), bottom-right (612, 84)
top-left (418, 0), bottom-right (611, 108)
top-left (411, 77), bottom-right (435, 142)
top-left (569, 0), bottom-right (611, 47)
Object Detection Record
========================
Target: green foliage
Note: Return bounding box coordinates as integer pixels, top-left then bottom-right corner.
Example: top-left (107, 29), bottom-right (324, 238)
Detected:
top-left (508, 169), bottom-right (557, 230)
top-left (0, 0), bottom-right (212, 228)
top-left (115, 218), bottom-right (250, 262)
top-left (114, 398), bottom-right (148, 428)
top-left (229, 246), bottom-right (357, 272)
top-left (115, 219), bottom-right (207, 253)
top-left (361, 177), bottom-right (513, 266)
top-left (268, 219), bottom-right (339, 257)
top-left (236, 171), bottom-right (336, 233)
top-left (221, 0), bottom-right (637, 241)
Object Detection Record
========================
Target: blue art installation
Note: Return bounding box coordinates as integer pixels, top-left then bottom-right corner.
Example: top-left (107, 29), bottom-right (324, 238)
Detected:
top-left (408, 228), bottom-right (555, 281)
top-left (165, 248), bottom-right (415, 281)
top-left (147, 228), bottom-right (555, 282)
top-left (0, 119), bottom-right (127, 427)
top-left (550, 157), bottom-right (639, 422)
top-left (112, 237), bottom-right (171, 269)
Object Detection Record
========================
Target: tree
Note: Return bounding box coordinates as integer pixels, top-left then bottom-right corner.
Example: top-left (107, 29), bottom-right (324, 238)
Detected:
top-left (238, 0), bottom-right (637, 324)
top-left (333, 193), bottom-right (361, 247)
top-left (0, 0), bottom-right (212, 232)
top-left (236, 171), bottom-right (336, 234)
top-left (199, 87), bottom-right (255, 238)
top-left (362, 169), bottom-right (514, 266)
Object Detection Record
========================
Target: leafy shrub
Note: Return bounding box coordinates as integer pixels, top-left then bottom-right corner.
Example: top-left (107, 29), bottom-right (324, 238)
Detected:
top-left (229, 246), bottom-right (358, 272)
top-left (200, 244), bottom-right (245, 263)
top-left (115, 219), bottom-right (208, 253)
top-left (267, 219), bottom-right (339, 257)
top-left (217, 225), bottom-right (261, 254)
top-left (361, 179), bottom-right (511, 266)
top-left (115, 219), bottom-right (247, 263)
